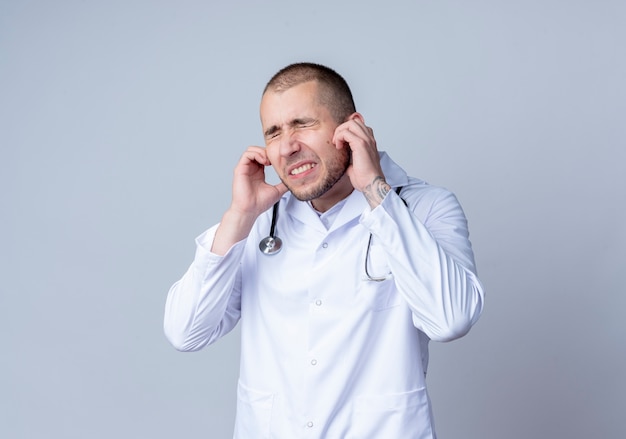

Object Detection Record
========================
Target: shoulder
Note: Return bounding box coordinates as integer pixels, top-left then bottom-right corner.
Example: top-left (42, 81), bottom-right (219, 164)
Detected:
top-left (400, 177), bottom-right (467, 229)
top-left (379, 151), bottom-right (463, 218)
top-left (402, 175), bottom-right (458, 205)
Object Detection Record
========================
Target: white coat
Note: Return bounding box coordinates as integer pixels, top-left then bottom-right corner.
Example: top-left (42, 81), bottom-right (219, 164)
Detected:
top-left (164, 152), bottom-right (484, 439)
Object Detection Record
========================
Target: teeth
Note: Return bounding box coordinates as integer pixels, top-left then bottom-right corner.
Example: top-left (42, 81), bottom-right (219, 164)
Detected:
top-left (291, 163), bottom-right (315, 175)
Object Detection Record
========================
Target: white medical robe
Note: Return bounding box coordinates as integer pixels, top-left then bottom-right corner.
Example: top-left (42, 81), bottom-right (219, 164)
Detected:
top-left (164, 152), bottom-right (485, 439)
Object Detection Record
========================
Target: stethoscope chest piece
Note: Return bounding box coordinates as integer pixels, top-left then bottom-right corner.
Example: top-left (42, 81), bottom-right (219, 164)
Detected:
top-left (259, 235), bottom-right (282, 255)
top-left (259, 201), bottom-right (283, 255)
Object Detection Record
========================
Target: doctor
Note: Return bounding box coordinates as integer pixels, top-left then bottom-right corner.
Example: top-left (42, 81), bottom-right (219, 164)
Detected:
top-left (164, 62), bottom-right (484, 439)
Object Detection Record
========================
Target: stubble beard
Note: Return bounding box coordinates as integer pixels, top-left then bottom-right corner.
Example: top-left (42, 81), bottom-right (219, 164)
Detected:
top-left (284, 148), bottom-right (351, 202)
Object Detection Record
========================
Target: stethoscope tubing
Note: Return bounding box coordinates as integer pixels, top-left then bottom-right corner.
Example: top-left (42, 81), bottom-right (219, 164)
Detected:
top-left (259, 187), bottom-right (407, 281)
top-left (258, 201), bottom-right (283, 255)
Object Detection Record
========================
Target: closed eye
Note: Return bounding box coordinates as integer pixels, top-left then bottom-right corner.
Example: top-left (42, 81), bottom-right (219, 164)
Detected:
top-left (264, 126), bottom-right (280, 140)
top-left (293, 118), bottom-right (316, 128)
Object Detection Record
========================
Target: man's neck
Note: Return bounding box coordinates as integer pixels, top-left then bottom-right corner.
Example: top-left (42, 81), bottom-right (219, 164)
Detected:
top-left (309, 177), bottom-right (354, 213)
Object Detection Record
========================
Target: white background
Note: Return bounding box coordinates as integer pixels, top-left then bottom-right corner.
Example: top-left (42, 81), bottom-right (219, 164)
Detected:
top-left (2, 1), bottom-right (625, 438)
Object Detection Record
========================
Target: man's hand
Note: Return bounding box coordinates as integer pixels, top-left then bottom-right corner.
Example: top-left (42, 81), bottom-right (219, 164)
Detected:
top-left (230, 146), bottom-right (288, 217)
top-left (332, 113), bottom-right (390, 208)
top-left (212, 146), bottom-right (287, 255)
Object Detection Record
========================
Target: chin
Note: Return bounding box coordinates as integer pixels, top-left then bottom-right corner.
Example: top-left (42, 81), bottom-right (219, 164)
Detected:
top-left (284, 152), bottom-right (350, 202)
top-left (288, 179), bottom-right (337, 202)
top-left (288, 187), bottom-right (320, 202)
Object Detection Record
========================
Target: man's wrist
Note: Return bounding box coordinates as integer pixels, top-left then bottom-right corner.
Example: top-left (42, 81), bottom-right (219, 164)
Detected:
top-left (363, 176), bottom-right (390, 209)
top-left (211, 208), bottom-right (257, 255)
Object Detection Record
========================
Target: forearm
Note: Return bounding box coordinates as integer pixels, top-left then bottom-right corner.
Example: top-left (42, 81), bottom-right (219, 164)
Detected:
top-left (363, 189), bottom-right (484, 342)
top-left (211, 208), bottom-right (258, 256)
top-left (362, 176), bottom-right (391, 210)
top-left (164, 227), bottom-right (244, 351)
top-left (398, 234), bottom-right (483, 342)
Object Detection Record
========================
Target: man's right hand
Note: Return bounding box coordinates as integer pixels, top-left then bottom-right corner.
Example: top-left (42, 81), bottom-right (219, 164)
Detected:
top-left (230, 146), bottom-right (288, 217)
top-left (211, 146), bottom-right (287, 256)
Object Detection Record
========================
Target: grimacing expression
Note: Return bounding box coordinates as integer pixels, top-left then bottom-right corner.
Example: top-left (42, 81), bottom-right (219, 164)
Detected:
top-left (261, 81), bottom-right (351, 203)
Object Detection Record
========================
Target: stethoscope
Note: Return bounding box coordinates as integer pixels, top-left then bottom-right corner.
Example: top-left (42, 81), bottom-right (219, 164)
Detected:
top-left (259, 187), bottom-right (406, 282)
top-left (258, 202), bottom-right (283, 255)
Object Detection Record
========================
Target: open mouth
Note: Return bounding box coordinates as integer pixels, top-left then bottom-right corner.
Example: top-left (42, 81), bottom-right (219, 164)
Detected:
top-left (290, 163), bottom-right (316, 176)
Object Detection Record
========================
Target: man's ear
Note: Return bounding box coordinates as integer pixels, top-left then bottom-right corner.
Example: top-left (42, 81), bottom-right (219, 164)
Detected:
top-left (347, 112), bottom-right (364, 123)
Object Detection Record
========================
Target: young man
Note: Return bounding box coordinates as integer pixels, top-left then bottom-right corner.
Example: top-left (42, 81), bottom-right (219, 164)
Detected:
top-left (165, 62), bottom-right (484, 438)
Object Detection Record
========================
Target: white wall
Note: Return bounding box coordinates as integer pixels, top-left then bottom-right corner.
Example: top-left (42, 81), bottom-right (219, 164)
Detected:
top-left (2, 1), bottom-right (624, 438)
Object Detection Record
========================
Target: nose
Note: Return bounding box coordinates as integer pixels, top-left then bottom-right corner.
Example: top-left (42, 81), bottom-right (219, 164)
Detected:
top-left (279, 129), bottom-right (301, 157)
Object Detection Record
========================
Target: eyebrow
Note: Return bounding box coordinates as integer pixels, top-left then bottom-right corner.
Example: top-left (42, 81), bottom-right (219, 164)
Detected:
top-left (264, 125), bottom-right (280, 138)
top-left (264, 117), bottom-right (318, 138)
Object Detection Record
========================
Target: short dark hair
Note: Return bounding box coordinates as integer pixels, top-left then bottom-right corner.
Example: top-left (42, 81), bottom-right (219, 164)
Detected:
top-left (263, 62), bottom-right (356, 123)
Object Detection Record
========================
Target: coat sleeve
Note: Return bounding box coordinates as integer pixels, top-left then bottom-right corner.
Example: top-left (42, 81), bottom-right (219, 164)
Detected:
top-left (360, 185), bottom-right (485, 342)
top-left (163, 225), bottom-right (244, 351)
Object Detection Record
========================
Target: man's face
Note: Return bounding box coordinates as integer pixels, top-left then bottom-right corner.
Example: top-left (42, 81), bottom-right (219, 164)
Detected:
top-left (260, 81), bottom-right (351, 205)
